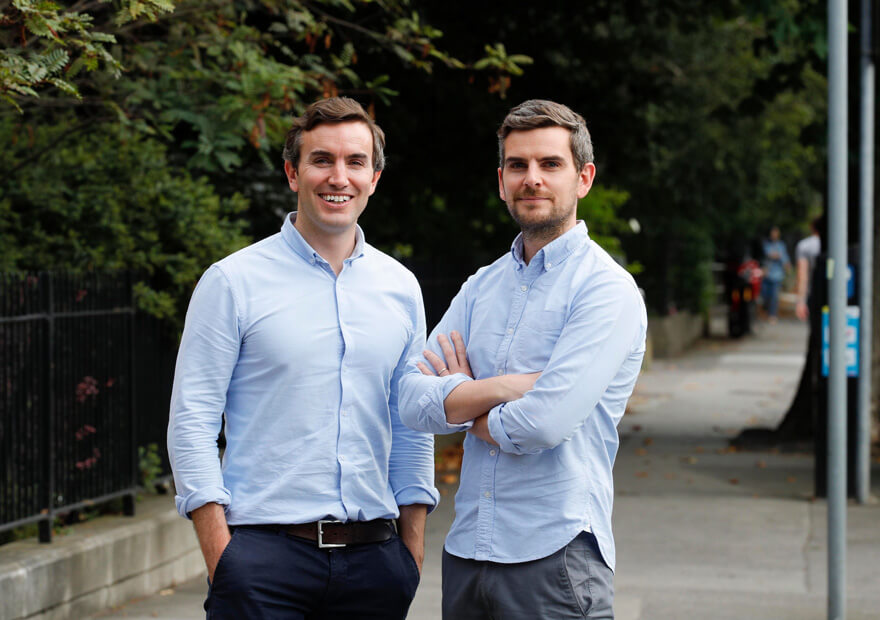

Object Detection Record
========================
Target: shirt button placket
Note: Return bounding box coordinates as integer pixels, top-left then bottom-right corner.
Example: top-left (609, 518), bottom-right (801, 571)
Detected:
top-left (335, 274), bottom-right (351, 517)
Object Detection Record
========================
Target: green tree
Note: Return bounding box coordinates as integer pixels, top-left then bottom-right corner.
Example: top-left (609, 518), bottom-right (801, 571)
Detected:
top-left (0, 117), bottom-right (249, 323)
top-left (2, 0), bottom-right (531, 320)
top-left (364, 1), bottom-right (825, 314)
top-left (2, 1), bottom-right (529, 171)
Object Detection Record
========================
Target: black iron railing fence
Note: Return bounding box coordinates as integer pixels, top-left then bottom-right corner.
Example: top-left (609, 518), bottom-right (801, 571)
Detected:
top-left (0, 270), bottom-right (464, 543)
top-left (0, 272), bottom-right (176, 542)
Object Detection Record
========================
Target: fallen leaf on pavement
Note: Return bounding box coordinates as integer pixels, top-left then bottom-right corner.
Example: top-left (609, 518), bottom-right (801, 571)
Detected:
top-left (635, 448), bottom-right (648, 456)
top-left (663, 473), bottom-right (677, 480)
top-left (682, 456), bottom-right (698, 465)
top-left (786, 476), bottom-right (797, 484)
top-left (159, 589), bottom-right (174, 596)
top-left (635, 471), bottom-right (649, 478)
top-left (728, 478), bottom-right (739, 485)
top-left (694, 446), bottom-right (705, 453)
top-left (631, 425), bottom-right (643, 432)
top-left (642, 437), bottom-right (654, 446)
top-left (755, 460), bottom-right (767, 469)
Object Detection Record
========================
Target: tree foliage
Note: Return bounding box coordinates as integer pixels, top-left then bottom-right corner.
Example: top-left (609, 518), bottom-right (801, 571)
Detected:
top-left (0, 0), bottom-right (174, 109)
top-left (0, 117), bottom-right (249, 323)
top-left (1, 0), bottom-right (531, 321)
top-left (361, 0), bottom-right (826, 314)
top-left (2, 0), bottom-right (530, 170)
top-left (2, 0), bottom-right (829, 321)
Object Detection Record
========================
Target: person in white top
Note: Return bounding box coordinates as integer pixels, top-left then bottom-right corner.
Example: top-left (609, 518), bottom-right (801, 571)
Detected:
top-left (794, 217), bottom-right (822, 321)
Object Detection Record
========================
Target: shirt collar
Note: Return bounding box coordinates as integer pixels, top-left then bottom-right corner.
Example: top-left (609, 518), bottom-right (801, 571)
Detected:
top-left (510, 221), bottom-right (590, 271)
top-left (280, 212), bottom-right (366, 266)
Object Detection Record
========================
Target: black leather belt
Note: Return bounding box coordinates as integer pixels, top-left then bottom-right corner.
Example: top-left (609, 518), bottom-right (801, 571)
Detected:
top-left (247, 519), bottom-right (394, 548)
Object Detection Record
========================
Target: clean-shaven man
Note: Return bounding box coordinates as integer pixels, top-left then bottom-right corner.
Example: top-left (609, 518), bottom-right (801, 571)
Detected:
top-left (399, 100), bottom-right (646, 619)
top-left (168, 97), bottom-right (436, 619)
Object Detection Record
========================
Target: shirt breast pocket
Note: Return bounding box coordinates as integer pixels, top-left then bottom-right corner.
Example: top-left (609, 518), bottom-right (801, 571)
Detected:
top-left (514, 309), bottom-right (567, 371)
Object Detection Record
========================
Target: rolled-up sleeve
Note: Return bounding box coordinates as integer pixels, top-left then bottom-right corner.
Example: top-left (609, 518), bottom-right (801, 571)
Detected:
top-left (398, 279), bottom-right (475, 434)
top-left (389, 283), bottom-right (440, 511)
top-left (167, 266), bottom-right (240, 518)
top-left (488, 278), bottom-right (645, 455)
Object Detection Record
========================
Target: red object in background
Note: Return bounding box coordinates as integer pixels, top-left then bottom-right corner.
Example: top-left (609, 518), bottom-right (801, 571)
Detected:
top-left (737, 259), bottom-right (763, 301)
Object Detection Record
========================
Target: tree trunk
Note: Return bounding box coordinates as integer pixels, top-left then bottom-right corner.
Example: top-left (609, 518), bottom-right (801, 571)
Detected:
top-left (733, 253), bottom-right (826, 448)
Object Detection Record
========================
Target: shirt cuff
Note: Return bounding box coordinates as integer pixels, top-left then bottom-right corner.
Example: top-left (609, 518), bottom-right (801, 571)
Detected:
top-left (487, 403), bottom-right (520, 454)
top-left (416, 373), bottom-right (475, 433)
top-left (395, 485), bottom-right (441, 514)
top-left (175, 485), bottom-right (231, 519)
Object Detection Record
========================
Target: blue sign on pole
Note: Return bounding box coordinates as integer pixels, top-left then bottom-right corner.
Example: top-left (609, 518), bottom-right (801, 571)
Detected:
top-left (822, 305), bottom-right (860, 377)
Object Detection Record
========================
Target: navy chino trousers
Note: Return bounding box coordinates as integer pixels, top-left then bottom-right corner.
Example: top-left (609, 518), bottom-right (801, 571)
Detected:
top-left (204, 525), bottom-right (421, 619)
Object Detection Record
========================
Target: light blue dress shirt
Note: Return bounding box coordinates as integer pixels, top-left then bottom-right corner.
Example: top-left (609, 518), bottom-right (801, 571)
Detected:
top-left (168, 213), bottom-right (438, 525)
top-left (399, 222), bottom-right (646, 570)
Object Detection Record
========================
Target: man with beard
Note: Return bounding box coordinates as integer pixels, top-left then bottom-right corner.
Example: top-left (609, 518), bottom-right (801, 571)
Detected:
top-left (399, 100), bottom-right (646, 619)
top-left (168, 97), bottom-right (435, 619)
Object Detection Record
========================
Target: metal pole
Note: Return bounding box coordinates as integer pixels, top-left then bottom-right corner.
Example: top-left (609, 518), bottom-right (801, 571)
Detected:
top-left (857, 0), bottom-right (875, 505)
top-left (827, 0), bottom-right (848, 617)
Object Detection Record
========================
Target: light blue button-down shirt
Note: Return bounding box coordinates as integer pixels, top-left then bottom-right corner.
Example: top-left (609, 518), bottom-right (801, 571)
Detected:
top-left (168, 213), bottom-right (438, 525)
top-left (399, 222), bottom-right (646, 570)
top-left (762, 239), bottom-right (790, 283)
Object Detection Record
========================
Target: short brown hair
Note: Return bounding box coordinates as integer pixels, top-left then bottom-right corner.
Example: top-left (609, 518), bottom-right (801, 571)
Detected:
top-left (282, 97), bottom-right (386, 171)
top-left (497, 99), bottom-right (593, 171)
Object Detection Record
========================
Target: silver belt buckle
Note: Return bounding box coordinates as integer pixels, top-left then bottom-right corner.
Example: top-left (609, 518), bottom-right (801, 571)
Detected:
top-left (317, 519), bottom-right (346, 548)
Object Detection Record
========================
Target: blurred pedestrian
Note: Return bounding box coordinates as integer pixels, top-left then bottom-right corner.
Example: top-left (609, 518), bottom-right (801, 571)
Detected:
top-left (761, 226), bottom-right (791, 323)
top-left (794, 216), bottom-right (822, 321)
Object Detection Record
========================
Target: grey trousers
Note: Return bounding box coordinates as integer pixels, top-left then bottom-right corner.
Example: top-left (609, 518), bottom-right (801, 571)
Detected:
top-left (441, 531), bottom-right (613, 620)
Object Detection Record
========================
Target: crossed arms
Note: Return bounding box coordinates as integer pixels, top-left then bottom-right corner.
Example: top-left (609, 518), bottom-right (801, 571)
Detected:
top-left (398, 275), bottom-right (645, 455)
top-left (415, 331), bottom-right (539, 445)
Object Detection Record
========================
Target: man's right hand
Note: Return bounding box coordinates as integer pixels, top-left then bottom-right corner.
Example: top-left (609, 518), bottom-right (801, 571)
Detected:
top-left (191, 503), bottom-right (232, 583)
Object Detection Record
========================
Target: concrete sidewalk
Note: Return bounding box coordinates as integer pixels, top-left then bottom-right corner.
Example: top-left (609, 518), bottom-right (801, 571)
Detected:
top-left (90, 318), bottom-right (879, 619)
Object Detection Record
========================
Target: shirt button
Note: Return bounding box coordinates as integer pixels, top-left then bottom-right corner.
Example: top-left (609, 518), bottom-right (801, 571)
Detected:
top-left (546, 262), bottom-right (552, 268)
top-left (496, 369), bottom-right (503, 376)
top-left (341, 410), bottom-right (348, 417)
top-left (520, 285), bottom-right (528, 292)
top-left (489, 449), bottom-right (496, 456)
top-left (483, 491), bottom-right (491, 498)
top-left (507, 328), bottom-right (514, 335)
top-left (339, 455), bottom-right (345, 462)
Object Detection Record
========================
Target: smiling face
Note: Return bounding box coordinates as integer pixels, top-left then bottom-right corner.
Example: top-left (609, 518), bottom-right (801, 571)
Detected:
top-left (284, 121), bottom-right (381, 243)
top-left (498, 126), bottom-right (595, 240)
